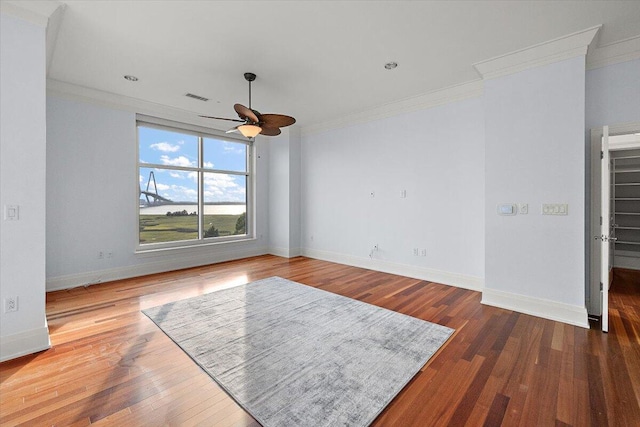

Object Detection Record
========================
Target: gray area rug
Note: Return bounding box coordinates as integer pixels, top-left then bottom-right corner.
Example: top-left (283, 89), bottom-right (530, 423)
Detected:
top-left (143, 276), bottom-right (454, 427)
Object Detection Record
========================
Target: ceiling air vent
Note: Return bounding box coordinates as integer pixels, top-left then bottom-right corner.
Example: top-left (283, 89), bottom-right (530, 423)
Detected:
top-left (185, 93), bottom-right (209, 102)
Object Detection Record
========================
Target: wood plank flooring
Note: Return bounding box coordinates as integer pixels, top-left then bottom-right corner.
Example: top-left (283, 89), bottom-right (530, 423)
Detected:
top-left (1, 256), bottom-right (639, 426)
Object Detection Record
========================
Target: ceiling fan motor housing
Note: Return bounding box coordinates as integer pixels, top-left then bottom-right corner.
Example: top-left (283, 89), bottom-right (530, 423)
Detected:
top-left (244, 72), bottom-right (256, 82)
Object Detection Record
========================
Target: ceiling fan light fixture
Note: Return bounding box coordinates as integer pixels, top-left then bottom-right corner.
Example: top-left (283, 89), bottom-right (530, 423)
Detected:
top-left (238, 124), bottom-right (262, 138)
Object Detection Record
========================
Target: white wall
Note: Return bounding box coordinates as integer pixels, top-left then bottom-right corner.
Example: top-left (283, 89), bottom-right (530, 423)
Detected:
top-left (289, 127), bottom-right (302, 253)
top-left (46, 96), bottom-right (270, 290)
top-left (268, 128), bottom-right (291, 254)
top-left (483, 56), bottom-right (588, 326)
top-left (586, 59), bottom-right (640, 130)
top-left (0, 13), bottom-right (50, 361)
top-left (268, 127), bottom-right (302, 257)
top-left (301, 97), bottom-right (485, 289)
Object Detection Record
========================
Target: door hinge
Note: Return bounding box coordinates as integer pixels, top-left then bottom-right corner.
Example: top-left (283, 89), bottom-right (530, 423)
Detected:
top-left (600, 216), bottom-right (603, 225)
top-left (600, 282), bottom-right (603, 291)
top-left (601, 151), bottom-right (604, 159)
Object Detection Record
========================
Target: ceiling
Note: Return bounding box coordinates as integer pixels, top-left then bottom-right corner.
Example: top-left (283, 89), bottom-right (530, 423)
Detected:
top-left (13, 1), bottom-right (640, 130)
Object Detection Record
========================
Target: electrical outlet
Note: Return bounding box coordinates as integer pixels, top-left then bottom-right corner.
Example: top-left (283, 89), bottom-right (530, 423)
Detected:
top-left (5, 296), bottom-right (18, 313)
top-left (370, 191), bottom-right (375, 198)
top-left (413, 248), bottom-right (419, 256)
top-left (421, 249), bottom-right (427, 256)
top-left (98, 251), bottom-right (104, 259)
top-left (4, 205), bottom-right (19, 220)
top-left (107, 251), bottom-right (113, 258)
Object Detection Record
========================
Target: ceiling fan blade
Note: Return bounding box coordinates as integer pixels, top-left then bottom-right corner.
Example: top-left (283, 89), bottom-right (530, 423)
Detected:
top-left (259, 114), bottom-right (296, 128)
top-left (199, 115), bottom-right (244, 123)
top-left (226, 125), bottom-right (240, 134)
top-left (234, 104), bottom-right (259, 123)
top-left (260, 127), bottom-right (281, 136)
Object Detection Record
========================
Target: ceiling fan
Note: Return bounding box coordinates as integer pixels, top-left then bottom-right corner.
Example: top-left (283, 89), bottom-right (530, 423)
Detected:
top-left (200, 72), bottom-right (296, 138)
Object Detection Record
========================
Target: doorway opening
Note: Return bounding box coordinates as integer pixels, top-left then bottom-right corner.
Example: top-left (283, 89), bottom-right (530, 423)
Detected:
top-left (589, 125), bottom-right (640, 332)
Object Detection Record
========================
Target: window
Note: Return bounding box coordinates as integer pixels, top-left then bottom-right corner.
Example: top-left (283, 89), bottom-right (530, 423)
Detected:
top-left (137, 117), bottom-right (251, 248)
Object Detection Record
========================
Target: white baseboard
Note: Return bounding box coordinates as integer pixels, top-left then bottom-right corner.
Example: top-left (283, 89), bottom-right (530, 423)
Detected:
top-left (0, 326), bottom-right (51, 362)
top-left (269, 246), bottom-right (302, 258)
top-left (301, 248), bottom-right (484, 291)
top-left (482, 288), bottom-right (589, 328)
top-left (47, 246), bottom-right (269, 291)
top-left (614, 253), bottom-right (640, 271)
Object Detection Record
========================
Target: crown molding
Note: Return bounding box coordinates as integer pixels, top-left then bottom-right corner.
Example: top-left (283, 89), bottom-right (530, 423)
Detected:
top-left (0, 1), bottom-right (63, 27)
top-left (587, 34), bottom-right (640, 70)
top-left (473, 25), bottom-right (601, 80)
top-left (300, 79), bottom-right (483, 137)
top-left (46, 3), bottom-right (66, 74)
top-left (47, 78), bottom-right (229, 131)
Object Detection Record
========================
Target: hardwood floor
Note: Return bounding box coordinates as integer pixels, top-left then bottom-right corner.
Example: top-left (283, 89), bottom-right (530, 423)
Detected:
top-left (1, 256), bottom-right (639, 426)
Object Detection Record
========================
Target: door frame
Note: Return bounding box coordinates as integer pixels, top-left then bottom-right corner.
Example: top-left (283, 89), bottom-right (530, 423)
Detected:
top-left (589, 122), bottom-right (640, 326)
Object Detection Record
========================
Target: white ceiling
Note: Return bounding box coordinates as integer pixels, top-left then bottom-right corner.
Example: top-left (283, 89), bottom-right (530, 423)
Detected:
top-left (18, 1), bottom-right (640, 129)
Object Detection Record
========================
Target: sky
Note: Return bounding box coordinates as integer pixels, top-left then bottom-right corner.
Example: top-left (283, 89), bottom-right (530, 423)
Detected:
top-left (139, 126), bottom-right (247, 204)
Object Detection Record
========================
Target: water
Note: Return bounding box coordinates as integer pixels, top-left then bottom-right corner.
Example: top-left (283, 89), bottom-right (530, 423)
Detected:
top-left (140, 204), bottom-right (246, 215)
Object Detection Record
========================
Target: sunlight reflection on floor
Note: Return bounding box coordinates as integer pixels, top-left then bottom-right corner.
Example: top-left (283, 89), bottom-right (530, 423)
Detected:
top-left (139, 273), bottom-right (249, 310)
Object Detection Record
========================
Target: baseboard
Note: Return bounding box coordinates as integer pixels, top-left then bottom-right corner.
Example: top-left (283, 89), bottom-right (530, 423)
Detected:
top-left (482, 288), bottom-right (589, 328)
top-left (614, 253), bottom-right (640, 271)
top-left (47, 246), bottom-right (269, 291)
top-left (301, 248), bottom-right (483, 291)
top-left (269, 246), bottom-right (302, 258)
top-left (0, 326), bottom-right (51, 362)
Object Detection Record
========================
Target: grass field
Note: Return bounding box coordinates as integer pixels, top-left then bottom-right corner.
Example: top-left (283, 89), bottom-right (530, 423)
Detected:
top-left (139, 214), bottom-right (243, 244)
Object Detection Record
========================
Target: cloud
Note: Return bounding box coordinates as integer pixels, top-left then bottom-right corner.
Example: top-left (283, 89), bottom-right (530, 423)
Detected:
top-left (169, 171), bottom-right (186, 179)
top-left (202, 173), bottom-right (246, 202)
top-left (160, 155), bottom-right (195, 167)
top-left (167, 185), bottom-right (198, 202)
top-left (150, 142), bottom-right (180, 152)
top-left (204, 161), bottom-right (214, 169)
top-left (222, 141), bottom-right (246, 154)
top-left (153, 184), bottom-right (198, 202)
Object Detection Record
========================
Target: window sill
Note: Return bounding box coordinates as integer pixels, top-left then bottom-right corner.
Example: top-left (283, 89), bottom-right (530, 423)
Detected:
top-left (135, 236), bottom-right (257, 258)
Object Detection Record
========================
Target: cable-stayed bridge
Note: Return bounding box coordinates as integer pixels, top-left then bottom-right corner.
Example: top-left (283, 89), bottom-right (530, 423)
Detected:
top-left (140, 171), bottom-right (172, 204)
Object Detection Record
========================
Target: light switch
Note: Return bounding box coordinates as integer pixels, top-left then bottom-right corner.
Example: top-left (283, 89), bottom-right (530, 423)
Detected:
top-left (497, 204), bottom-right (517, 216)
top-left (4, 205), bottom-right (19, 221)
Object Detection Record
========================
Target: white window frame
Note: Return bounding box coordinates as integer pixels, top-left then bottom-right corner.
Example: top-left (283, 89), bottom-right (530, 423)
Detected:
top-left (136, 115), bottom-right (253, 251)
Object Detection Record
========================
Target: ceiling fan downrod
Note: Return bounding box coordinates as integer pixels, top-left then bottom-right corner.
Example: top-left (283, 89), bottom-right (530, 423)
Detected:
top-left (244, 72), bottom-right (257, 112)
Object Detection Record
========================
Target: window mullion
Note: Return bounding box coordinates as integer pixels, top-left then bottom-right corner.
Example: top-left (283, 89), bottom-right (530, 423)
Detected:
top-left (198, 136), bottom-right (204, 240)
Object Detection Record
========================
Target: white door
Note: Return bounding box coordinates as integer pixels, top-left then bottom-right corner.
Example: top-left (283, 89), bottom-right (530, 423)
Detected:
top-left (600, 126), bottom-right (611, 332)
